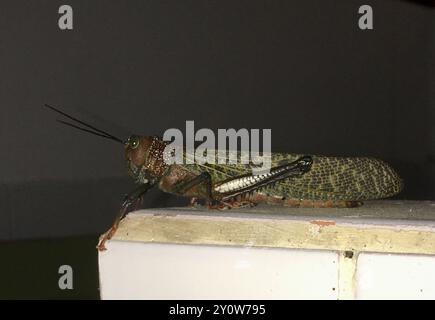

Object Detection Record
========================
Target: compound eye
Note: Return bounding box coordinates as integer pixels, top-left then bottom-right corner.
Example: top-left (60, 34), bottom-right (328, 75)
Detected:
top-left (129, 136), bottom-right (140, 149)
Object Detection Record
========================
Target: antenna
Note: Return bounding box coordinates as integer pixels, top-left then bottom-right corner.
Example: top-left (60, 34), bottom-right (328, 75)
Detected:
top-left (44, 104), bottom-right (125, 144)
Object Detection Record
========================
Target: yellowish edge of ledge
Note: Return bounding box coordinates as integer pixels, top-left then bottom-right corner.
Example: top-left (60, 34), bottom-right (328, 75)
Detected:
top-left (111, 213), bottom-right (435, 255)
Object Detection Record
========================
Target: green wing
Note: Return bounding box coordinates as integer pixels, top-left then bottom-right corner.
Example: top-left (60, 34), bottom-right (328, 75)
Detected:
top-left (180, 150), bottom-right (403, 201)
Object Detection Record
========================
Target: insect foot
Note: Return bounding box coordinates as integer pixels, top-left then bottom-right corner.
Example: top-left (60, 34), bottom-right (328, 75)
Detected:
top-left (207, 200), bottom-right (233, 210)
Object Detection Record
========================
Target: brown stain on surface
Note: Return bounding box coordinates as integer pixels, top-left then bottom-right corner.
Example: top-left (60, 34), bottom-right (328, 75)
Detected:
top-left (310, 220), bottom-right (336, 227)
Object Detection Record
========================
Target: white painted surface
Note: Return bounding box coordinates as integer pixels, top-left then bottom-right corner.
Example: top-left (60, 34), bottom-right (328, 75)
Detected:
top-left (99, 242), bottom-right (339, 300)
top-left (356, 253), bottom-right (435, 299)
top-left (337, 252), bottom-right (358, 300)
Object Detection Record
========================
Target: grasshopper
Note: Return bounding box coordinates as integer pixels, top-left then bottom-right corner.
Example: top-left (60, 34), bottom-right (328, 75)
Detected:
top-left (45, 104), bottom-right (403, 250)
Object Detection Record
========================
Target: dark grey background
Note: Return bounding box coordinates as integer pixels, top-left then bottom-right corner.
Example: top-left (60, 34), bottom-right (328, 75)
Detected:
top-left (0, 0), bottom-right (434, 240)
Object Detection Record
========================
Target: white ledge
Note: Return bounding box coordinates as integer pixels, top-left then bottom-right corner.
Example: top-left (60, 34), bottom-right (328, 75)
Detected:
top-left (99, 200), bottom-right (435, 299)
top-left (109, 200), bottom-right (435, 255)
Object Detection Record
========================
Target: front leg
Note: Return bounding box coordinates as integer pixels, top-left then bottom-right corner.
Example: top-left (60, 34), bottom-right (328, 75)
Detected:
top-left (171, 171), bottom-right (214, 201)
top-left (159, 166), bottom-right (214, 201)
top-left (97, 183), bottom-right (153, 251)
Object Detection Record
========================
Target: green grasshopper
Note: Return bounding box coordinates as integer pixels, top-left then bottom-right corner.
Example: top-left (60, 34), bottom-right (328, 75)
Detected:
top-left (45, 104), bottom-right (403, 250)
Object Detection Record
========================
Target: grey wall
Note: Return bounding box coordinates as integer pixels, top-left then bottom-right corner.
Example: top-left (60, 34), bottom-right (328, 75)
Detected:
top-left (0, 0), bottom-right (434, 240)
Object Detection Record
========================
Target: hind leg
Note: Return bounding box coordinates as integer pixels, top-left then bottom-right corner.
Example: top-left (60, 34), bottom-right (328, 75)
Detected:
top-left (284, 199), bottom-right (363, 208)
top-left (250, 193), bottom-right (362, 208)
top-left (206, 195), bottom-right (257, 210)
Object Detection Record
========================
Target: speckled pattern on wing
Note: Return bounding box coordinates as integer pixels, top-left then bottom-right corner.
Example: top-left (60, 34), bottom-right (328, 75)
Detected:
top-left (180, 151), bottom-right (403, 201)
